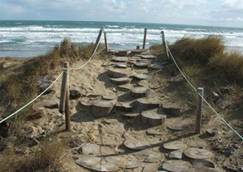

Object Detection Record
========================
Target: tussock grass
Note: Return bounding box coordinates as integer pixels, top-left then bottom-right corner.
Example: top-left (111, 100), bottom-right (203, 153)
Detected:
top-left (169, 36), bottom-right (243, 85)
top-left (170, 36), bottom-right (224, 65)
top-left (152, 36), bottom-right (243, 113)
top-left (209, 52), bottom-right (243, 81)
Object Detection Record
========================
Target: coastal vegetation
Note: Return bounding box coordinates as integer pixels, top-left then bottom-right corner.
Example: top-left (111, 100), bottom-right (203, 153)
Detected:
top-left (0, 39), bottom-right (100, 115)
top-left (0, 36), bottom-right (242, 171)
top-left (169, 36), bottom-right (243, 84)
top-left (151, 36), bottom-right (243, 124)
top-left (0, 39), bottom-right (105, 171)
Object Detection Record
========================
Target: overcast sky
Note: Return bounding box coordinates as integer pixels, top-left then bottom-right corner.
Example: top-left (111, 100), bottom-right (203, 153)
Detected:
top-left (0, 0), bottom-right (243, 27)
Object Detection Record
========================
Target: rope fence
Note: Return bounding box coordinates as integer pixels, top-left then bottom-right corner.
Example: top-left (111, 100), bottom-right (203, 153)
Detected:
top-left (0, 72), bottom-right (63, 124)
top-left (70, 28), bottom-right (103, 71)
top-left (163, 33), bottom-right (243, 141)
top-left (0, 28), bottom-right (104, 126)
top-left (0, 27), bottom-right (241, 142)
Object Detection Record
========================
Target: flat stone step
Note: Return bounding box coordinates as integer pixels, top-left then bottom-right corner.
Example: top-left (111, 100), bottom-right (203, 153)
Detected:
top-left (168, 150), bottom-right (183, 160)
top-left (75, 155), bottom-right (120, 172)
top-left (162, 160), bottom-right (192, 172)
top-left (111, 56), bottom-right (129, 62)
top-left (124, 134), bottom-right (150, 150)
top-left (146, 128), bottom-right (163, 136)
top-left (163, 141), bottom-right (187, 151)
top-left (117, 84), bottom-right (132, 92)
top-left (102, 94), bottom-right (117, 100)
top-left (134, 149), bottom-right (164, 163)
top-left (161, 103), bottom-right (183, 116)
top-left (167, 124), bottom-right (184, 132)
top-left (141, 109), bottom-right (166, 126)
top-left (137, 80), bottom-right (149, 87)
top-left (131, 97), bottom-right (160, 112)
top-left (112, 62), bottom-right (127, 68)
top-left (132, 61), bottom-right (150, 68)
top-left (139, 54), bottom-right (156, 59)
top-left (122, 112), bottom-right (140, 118)
top-left (129, 56), bottom-right (142, 62)
top-left (167, 119), bottom-right (192, 132)
top-left (184, 148), bottom-right (213, 160)
top-left (107, 68), bottom-right (128, 78)
top-left (79, 143), bottom-right (117, 156)
top-left (109, 50), bottom-right (131, 56)
top-left (132, 73), bottom-right (149, 80)
top-left (110, 77), bottom-right (131, 85)
top-left (130, 86), bottom-right (148, 98)
top-left (142, 163), bottom-right (161, 172)
top-left (115, 101), bottom-right (133, 112)
top-left (91, 100), bottom-right (116, 117)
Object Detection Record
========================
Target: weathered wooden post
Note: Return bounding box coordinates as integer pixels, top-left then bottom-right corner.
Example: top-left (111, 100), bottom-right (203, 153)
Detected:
top-left (59, 62), bottom-right (70, 131)
top-left (104, 31), bottom-right (108, 53)
top-left (143, 28), bottom-right (147, 49)
top-left (92, 28), bottom-right (103, 55)
top-left (196, 87), bottom-right (204, 134)
top-left (161, 31), bottom-right (169, 58)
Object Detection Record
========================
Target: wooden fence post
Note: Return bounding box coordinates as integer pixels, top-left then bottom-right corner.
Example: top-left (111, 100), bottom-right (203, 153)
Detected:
top-left (104, 31), bottom-right (108, 53)
top-left (196, 87), bottom-right (204, 134)
top-left (143, 28), bottom-right (147, 49)
top-left (65, 63), bottom-right (70, 131)
top-left (161, 31), bottom-right (169, 58)
top-left (92, 28), bottom-right (103, 55)
top-left (59, 62), bottom-right (70, 131)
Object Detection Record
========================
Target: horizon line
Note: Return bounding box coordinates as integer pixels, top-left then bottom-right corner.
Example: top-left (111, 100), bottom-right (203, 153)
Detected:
top-left (0, 19), bottom-right (242, 29)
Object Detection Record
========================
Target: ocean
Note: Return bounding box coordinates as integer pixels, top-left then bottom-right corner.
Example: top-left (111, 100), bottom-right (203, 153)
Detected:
top-left (0, 20), bottom-right (243, 57)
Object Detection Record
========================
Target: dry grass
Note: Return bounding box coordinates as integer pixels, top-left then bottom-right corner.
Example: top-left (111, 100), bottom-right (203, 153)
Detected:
top-left (0, 39), bottom-right (103, 139)
top-left (151, 36), bottom-right (243, 111)
top-left (168, 36), bottom-right (243, 85)
top-left (0, 141), bottom-right (65, 172)
top-left (209, 52), bottom-right (243, 81)
top-left (150, 44), bottom-right (164, 57)
top-left (170, 36), bottom-right (224, 65)
top-left (0, 39), bottom-right (97, 112)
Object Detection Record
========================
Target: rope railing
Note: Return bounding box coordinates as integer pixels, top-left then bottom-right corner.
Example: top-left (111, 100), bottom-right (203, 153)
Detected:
top-left (0, 28), bottom-right (104, 126)
top-left (0, 72), bottom-right (63, 124)
top-left (58, 28), bottom-right (104, 131)
top-left (70, 28), bottom-right (103, 71)
top-left (164, 37), bottom-right (243, 141)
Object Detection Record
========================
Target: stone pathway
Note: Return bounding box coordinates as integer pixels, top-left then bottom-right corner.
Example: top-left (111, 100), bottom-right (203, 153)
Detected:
top-left (64, 50), bottom-right (222, 172)
top-left (29, 49), bottom-right (223, 172)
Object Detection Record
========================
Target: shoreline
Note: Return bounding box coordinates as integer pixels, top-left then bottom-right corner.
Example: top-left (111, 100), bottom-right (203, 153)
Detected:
top-left (1, 21), bottom-right (243, 59)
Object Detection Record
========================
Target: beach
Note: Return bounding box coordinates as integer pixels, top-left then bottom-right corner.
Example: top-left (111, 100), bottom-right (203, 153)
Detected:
top-left (0, 20), bottom-right (243, 57)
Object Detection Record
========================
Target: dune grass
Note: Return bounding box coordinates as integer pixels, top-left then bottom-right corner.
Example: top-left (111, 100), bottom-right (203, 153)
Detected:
top-left (0, 39), bottom-right (104, 139)
top-left (0, 39), bottom-right (100, 113)
top-left (170, 36), bottom-right (225, 65)
top-left (169, 36), bottom-right (243, 86)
